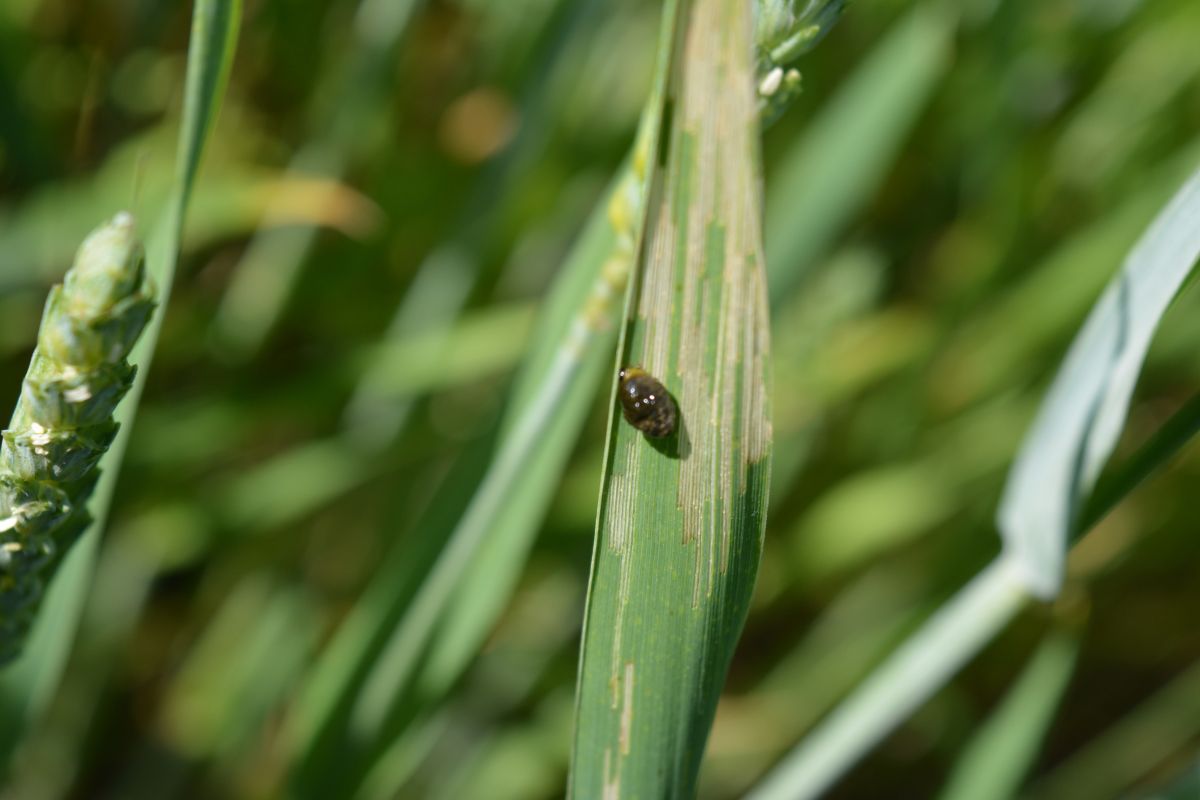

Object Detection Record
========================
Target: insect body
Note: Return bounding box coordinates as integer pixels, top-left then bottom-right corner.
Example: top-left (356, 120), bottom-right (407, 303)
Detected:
top-left (618, 367), bottom-right (677, 438)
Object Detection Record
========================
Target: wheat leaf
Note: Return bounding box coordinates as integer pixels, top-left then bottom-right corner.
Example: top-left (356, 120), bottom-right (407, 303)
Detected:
top-left (568, 0), bottom-right (772, 795)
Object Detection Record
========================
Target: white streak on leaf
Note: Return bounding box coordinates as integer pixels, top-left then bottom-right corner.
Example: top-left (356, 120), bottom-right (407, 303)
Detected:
top-left (619, 662), bottom-right (635, 755)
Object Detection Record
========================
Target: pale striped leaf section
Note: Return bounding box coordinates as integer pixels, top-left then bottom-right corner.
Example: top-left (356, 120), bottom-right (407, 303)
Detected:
top-left (570, 0), bottom-right (771, 796)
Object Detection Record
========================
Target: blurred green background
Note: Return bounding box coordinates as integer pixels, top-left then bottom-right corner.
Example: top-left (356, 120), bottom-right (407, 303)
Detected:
top-left (2, 0), bottom-right (1200, 798)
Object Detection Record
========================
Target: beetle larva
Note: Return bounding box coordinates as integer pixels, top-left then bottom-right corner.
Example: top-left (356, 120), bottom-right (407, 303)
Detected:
top-left (618, 367), bottom-right (677, 438)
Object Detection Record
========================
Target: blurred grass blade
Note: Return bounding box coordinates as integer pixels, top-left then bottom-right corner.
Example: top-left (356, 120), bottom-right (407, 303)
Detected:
top-left (0, 0), bottom-right (240, 771)
top-left (998, 164), bottom-right (1200, 599)
top-left (411, 228), bottom-right (618, 697)
top-left (938, 629), bottom-right (1080, 800)
top-left (210, 0), bottom-right (422, 361)
top-left (280, 188), bottom-right (616, 783)
top-left (341, 244), bottom-right (476, 447)
top-left (0, 127), bottom-right (367, 295)
top-left (569, 0), bottom-right (772, 795)
top-left (746, 380), bottom-right (1200, 800)
top-left (287, 1), bottom-right (836, 791)
top-left (1079, 392), bottom-right (1200, 532)
top-left (158, 577), bottom-right (316, 761)
top-left (746, 556), bottom-right (1029, 800)
top-left (701, 568), bottom-right (926, 796)
top-left (765, 4), bottom-right (953, 300)
top-left (1133, 759), bottom-right (1200, 800)
top-left (1027, 657), bottom-right (1200, 800)
top-left (285, 12), bottom-right (677, 800)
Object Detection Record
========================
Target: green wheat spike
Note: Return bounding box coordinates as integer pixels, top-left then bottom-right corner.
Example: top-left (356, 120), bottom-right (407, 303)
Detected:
top-left (0, 212), bottom-right (155, 665)
top-left (754, 0), bottom-right (845, 122)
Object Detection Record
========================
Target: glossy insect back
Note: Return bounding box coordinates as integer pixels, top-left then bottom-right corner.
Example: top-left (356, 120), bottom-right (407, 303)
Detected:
top-left (618, 367), bottom-right (677, 438)
top-left (0, 212), bottom-right (155, 665)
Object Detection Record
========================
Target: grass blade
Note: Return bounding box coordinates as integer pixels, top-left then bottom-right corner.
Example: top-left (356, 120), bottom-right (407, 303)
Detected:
top-left (938, 629), bottom-right (1080, 800)
top-left (1027, 657), bottom-right (1200, 800)
top-left (569, 0), bottom-right (772, 795)
top-left (998, 164), bottom-right (1200, 598)
top-left (285, 2), bottom-right (839, 790)
top-left (1079, 392), bottom-right (1200, 532)
top-left (745, 556), bottom-right (1029, 800)
top-left (210, 0), bottom-right (422, 360)
top-left (745, 376), bottom-right (1200, 800)
top-left (284, 10), bottom-right (678, 797)
top-left (283, 182), bottom-right (625, 797)
top-left (1132, 759), bottom-right (1200, 800)
top-left (765, 4), bottom-right (954, 300)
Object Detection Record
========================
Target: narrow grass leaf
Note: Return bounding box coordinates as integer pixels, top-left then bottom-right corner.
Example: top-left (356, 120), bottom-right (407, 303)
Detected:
top-left (284, 191), bottom-right (625, 797)
top-left (1079, 392), bottom-right (1200, 533)
top-left (998, 164), bottom-right (1200, 598)
top-left (1027, 657), bottom-right (1200, 800)
top-left (1136, 759), bottom-right (1200, 800)
top-left (287, 1), bottom-right (841, 790)
top-left (765, 4), bottom-right (953, 300)
top-left (211, 0), bottom-right (423, 360)
top-left (746, 556), bottom-right (1028, 800)
top-left (413, 219), bottom-right (621, 698)
top-left (569, 0), bottom-right (772, 795)
top-left (938, 629), bottom-right (1080, 800)
top-left (286, 10), bottom-right (679, 797)
top-left (747, 379), bottom-right (1200, 800)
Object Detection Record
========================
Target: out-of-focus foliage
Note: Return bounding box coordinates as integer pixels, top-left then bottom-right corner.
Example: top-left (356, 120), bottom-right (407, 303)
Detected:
top-left (1, 1), bottom-right (1199, 798)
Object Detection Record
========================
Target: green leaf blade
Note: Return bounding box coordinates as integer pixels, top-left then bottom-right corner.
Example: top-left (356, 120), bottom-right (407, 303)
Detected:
top-left (997, 164), bottom-right (1200, 598)
top-left (938, 630), bottom-right (1080, 800)
top-left (570, 0), bottom-right (771, 795)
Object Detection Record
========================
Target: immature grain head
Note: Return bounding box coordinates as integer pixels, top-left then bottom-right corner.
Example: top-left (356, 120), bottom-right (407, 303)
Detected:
top-left (0, 212), bottom-right (155, 666)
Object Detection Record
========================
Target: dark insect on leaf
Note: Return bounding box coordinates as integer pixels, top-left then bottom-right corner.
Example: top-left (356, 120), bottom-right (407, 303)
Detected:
top-left (618, 367), bottom-right (677, 438)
